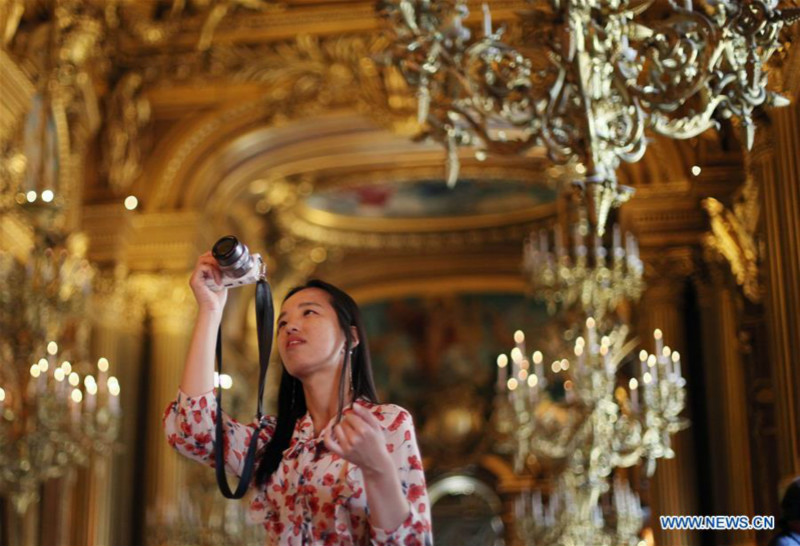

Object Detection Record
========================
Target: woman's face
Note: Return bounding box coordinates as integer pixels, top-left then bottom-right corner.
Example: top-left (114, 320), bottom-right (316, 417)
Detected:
top-left (276, 287), bottom-right (353, 379)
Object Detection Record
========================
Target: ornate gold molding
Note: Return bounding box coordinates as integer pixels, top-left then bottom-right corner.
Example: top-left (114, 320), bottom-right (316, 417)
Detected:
top-left (702, 196), bottom-right (762, 303)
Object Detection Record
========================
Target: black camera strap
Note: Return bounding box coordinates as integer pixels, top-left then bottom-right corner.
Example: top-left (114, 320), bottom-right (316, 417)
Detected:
top-left (214, 279), bottom-right (273, 499)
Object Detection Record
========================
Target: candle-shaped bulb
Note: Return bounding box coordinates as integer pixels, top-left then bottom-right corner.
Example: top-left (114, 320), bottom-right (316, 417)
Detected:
top-left (662, 346), bottom-right (671, 358)
top-left (511, 347), bottom-right (523, 363)
top-left (586, 317), bottom-right (596, 329)
top-left (98, 358), bottom-right (109, 372)
top-left (47, 341), bottom-right (58, 355)
top-left (514, 330), bottom-right (525, 344)
top-left (639, 349), bottom-right (648, 361)
top-left (532, 351), bottom-right (543, 364)
top-left (654, 329), bottom-right (663, 340)
top-left (482, 2), bottom-right (492, 36)
top-left (629, 378), bottom-right (638, 391)
top-left (71, 389), bottom-right (83, 403)
top-left (507, 378), bottom-right (519, 391)
top-left (497, 354), bottom-right (508, 368)
top-left (528, 374), bottom-right (538, 387)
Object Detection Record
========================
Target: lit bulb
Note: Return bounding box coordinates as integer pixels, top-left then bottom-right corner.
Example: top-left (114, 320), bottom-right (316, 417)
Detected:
top-left (586, 317), bottom-right (596, 328)
top-left (532, 351), bottom-right (543, 364)
top-left (629, 378), bottom-right (639, 390)
top-left (98, 358), bottom-right (109, 372)
top-left (647, 354), bottom-right (657, 367)
top-left (0, 388), bottom-right (5, 402)
top-left (551, 361), bottom-right (560, 373)
top-left (691, 165), bottom-right (702, 176)
top-left (671, 351), bottom-right (681, 362)
top-left (507, 378), bottom-right (519, 391)
top-left (527, 375), bottom-right (538, 387)
top-left (124, 195), bottom-right (139, 210)
top-left (510, 347), bottom-right (523, 363)
top-left (109, 382), bottom-right (121, 396)
top-left (513, 330), bottom-right (525, 344)
top-left (41, 189), bottom-right (54, 202)
top-left (220, 374), bottom-right (233, 390)
top-left (54, 369), bottom-right (65, 382)
top-left (71, 389), bottom-right (83, 403)
top-left (68, 372), bottom-right (80, 386)
top-left (26, 190), bottom-right (37, 202)
top-left (560, 358), bottom-right (570, 370)
top-left (575, 336), bottom-right (585, 347)
top-left (61, 361), bottom-right (72, 374)
top-left (518, 369), bottom-right (529, 381)
top-left (47, 341), bottom-right (58, 355)
top-left (654, 329), bottom-right (663, 340)
top-left (575, 345), bottom-right (584, 357)
top-left (38, 358), bottom-right (49, 373)
top-left (643, 372), bottom-right (652, 384)
top-left (497, 354), bottom-right (508, 368)
top-left (662, 346), bottom-right (671, 357)
top-left (639, 350), bottom-right (648, 361)
top-left (30, 364), bottom-right (41, 378)
top-left (86, 381), bottom-right (98, 396)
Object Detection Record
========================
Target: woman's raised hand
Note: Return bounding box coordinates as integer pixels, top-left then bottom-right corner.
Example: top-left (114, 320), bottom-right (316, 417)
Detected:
top-left (189, 251), bottom-right (228, 314)
top-left (323, 404), bottom-right (394, 478)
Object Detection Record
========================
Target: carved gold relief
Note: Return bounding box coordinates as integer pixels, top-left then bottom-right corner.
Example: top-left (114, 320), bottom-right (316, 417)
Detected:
top-left (702, 193), bottom-right (763, 303)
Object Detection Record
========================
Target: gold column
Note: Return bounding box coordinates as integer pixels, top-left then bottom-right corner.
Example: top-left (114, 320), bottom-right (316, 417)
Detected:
top-left (137, 273), bottom-right (197, 543)
top-left (92, 272), bottom-right (146, 546)
top-left (641, 248), bottom-right (700, 546)
top-left (695, 266), bottom-right (756, 546)
top-left (759, 100), bottom-right (800, 481)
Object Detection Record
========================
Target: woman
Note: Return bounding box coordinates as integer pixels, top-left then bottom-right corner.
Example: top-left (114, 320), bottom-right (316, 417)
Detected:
top-left (768, 477), bottom-right (800, 546)
top-left (163, 252), bottom-right (433, 546)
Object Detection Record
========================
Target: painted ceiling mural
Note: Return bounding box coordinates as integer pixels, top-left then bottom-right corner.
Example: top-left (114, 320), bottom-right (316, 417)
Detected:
top-left (304, 179), bottom-right (558, 218)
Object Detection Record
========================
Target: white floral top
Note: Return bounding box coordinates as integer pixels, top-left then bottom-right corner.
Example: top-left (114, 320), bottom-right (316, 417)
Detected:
top-left (163, 390), bottom-right (433, 546)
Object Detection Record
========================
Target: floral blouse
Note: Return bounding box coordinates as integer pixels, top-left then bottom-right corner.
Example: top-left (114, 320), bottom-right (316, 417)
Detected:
top-left (163, 390), bottom-right (433, 546)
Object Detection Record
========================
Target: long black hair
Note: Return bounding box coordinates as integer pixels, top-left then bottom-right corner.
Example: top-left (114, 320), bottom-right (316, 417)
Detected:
top-left (254, 279), bottom-right (379, 486)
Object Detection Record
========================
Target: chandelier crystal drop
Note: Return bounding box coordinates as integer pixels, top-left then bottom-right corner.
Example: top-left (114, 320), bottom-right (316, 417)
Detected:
top-left (378, 0), bottom-right (799, 233)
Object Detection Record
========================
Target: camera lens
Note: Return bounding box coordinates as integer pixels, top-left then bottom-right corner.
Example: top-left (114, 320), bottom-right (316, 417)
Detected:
top-left (212, 236), bottom-right (254, 279)
top-left (213, 236), bottom-right (242, 266)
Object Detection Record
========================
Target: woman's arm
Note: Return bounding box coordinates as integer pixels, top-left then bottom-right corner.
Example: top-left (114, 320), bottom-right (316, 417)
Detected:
top-left (324, 403), bottom-right (433, 545)
top-left (180, 252), bottom-right (227, 396)
top-left (163, 251), bottom-right (277, 477)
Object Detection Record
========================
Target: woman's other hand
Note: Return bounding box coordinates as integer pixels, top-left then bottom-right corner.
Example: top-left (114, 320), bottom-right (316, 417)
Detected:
top-left (324, 404), bottom-right (393, 478)
top-left (189, 251), bottom-right (228, 314)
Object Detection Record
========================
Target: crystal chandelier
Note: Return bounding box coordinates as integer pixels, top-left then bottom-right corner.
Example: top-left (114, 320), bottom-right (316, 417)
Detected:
top-left (494, 319), bottom-right (687, 545)
top-left (378, 0), bottom-right (799, 232)
top-left (0, 203), bottom-right (121, 515)
top-left (523, 215), bottom-right (644, 319)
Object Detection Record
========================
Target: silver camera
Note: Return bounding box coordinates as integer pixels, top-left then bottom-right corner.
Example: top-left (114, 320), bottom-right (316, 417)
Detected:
top-left (208, 236), bottom-right (266, 291)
